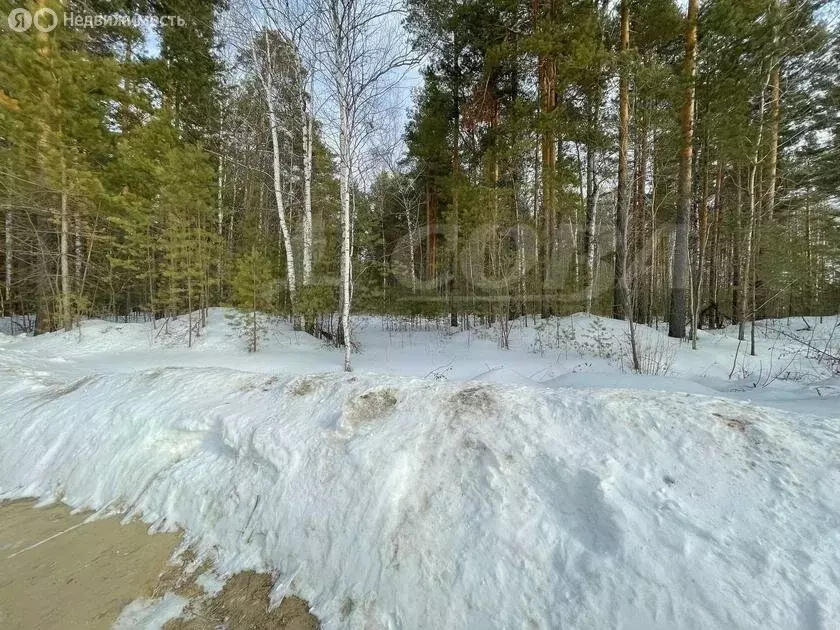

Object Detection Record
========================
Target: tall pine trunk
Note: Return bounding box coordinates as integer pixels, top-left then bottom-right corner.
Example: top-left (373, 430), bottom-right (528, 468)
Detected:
top-left (734, 166), bottom-right (744, 339)
top-left (766, 64), bottom-right (780, 220)
top-left (614, 0), bottom-right (630, 322)
top-left (690, 143), bottom-right (711, 349)
top-left (633, 109), bottom-right (649, 323)
top-left (616, 0), bottom-right (639, 369)
top-left (449, 37), bottom-right (461, 328)
top-left (766, 0), bottom-right (781, 221)
top-left (533, 0), bottom-right (557, 319)
top-left (669, 0), bottom-right (698, 338)
top-left (707, 161), bottom-right (723, 327)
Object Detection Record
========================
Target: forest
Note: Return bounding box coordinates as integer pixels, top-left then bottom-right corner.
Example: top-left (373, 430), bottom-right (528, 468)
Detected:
top-left (1, 0), bottom-right (838, 371)
top-left (3, 2), bottom-right (840, 627)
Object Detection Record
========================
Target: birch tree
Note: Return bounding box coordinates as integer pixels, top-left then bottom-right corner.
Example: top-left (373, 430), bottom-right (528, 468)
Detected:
top-left (251, 32), bottom-right (298, 307)
top-left (302, 73), bottom-right (315, 286)
top-left (318, 0), bottom-right (415, 371)
top-left (258, 0), bottom-right (319, 289)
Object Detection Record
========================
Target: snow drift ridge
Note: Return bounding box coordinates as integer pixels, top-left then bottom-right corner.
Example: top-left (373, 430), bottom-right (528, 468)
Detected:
top-left (1, 366), bottom-right (838, 629)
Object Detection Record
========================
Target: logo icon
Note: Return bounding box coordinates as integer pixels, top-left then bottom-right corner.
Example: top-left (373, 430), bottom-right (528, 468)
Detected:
top-left (7, 7), bottom-right (58, 33)
top-left (8, 8), bottom-right (31, 32)
top-left (34, 7), bottom-right (58, 32)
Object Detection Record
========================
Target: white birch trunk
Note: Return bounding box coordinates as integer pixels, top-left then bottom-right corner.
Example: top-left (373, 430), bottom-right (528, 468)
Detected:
top-left (302, 80), bottom-right (314, 286)
top-left (403, 191), bottom-right (417, 294)
top-left (339, 94), bottom-right (352, 371)
top-left (742, 71), bottom-right (771, 350)
top-left (4, 209), bottom-right (11, 308)
top-left (74, 210), bottom-right (82, 289)
top-left (321, 0), bottom-right (411, 369)
top-left (514, 186), bottom-right (525, 305)
top-left (217, 154), bottom-right (224, 237)
top-left (60, 193), bottom-right (70, 330)
top-left (255, 35), bottom-right (297, 305)
top-left (586, 183), bottom-right (600, 314)
top-left (60, 161), bottom-right (71, 331)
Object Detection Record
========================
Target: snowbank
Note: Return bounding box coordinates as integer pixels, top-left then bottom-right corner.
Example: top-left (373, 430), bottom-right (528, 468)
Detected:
top-left (3, 308), bottom-right (838, 418)
top-left (1, 363), bottom-right (839, 629)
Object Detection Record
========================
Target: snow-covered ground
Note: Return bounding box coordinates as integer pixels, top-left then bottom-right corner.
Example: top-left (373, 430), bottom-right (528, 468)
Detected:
top-left (1, 309), bottom-right (839, 629)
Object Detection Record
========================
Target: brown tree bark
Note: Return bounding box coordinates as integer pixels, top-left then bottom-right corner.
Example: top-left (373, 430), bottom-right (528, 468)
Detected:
top-left (766, 63), bottom-right (780, 221)
top-left (668, 0), bottom-right (698, 338)
top-left (766, 0), bottom-right (782, 220)
top-left (533, 0), bottom-right (557, 319)
top-left (707, 161), bottom-right (723, 327)
top-left (614, 0), bottom-right (631, 321)
top-left (449, 35), bottom-right (462, 328)
top-left (426, 179), bottom-right (436, 280)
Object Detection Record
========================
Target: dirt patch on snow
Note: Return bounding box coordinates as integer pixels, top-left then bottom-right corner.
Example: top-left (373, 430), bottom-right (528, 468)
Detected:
top-left (450, 385), bottom-right (495, 415)
top-left (165, 570), bottom-right (319, 630)
top-left (712, 412), bottom-right (750, 432)
top-left (288, 374), bottom-right (330, 397)
top-left (0, 499), bottom-right (181, 629)
top-left (343, 387), bottom-right (398, 425)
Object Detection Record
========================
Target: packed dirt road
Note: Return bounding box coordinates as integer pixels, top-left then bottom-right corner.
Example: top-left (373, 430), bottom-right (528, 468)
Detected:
top-left (0, 500), bottom-right (320, 630)
top-left (0, 500), bottom-right (181, 629)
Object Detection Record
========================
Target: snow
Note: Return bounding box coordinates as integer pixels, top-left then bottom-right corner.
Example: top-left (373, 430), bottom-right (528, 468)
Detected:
top-left (1, 309), bottom-right (838, 629)
top-left (113, 593), bottom-right (188, 629)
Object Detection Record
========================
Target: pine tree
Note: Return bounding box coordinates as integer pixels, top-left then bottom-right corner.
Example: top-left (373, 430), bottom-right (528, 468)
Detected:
top-left (231, 246), bottom-right (276, 352)
top-left (668, 0), bottom-right (698, 339)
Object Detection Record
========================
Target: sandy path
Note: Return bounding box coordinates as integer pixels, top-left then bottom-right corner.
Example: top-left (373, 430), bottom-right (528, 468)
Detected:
top-left (0, 500), bottom-right (181, 629)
